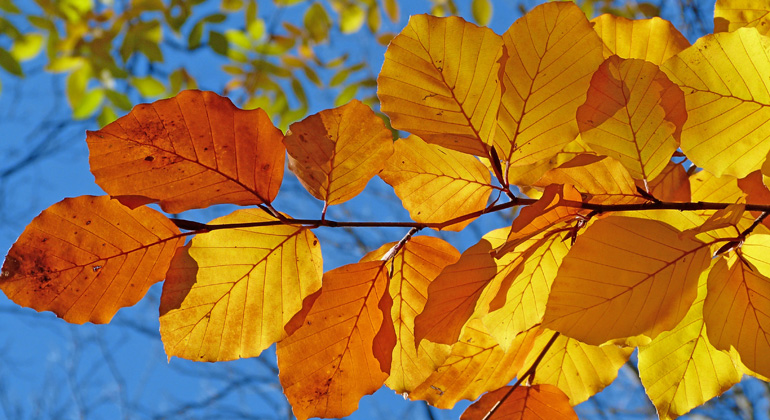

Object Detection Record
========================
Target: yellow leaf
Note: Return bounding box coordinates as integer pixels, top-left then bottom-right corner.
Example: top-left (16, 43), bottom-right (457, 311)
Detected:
top-left (360, 237), bottom-right (459, 394)
top-left (496, 2), bottom-right (604, 165)
top-left (379, 135), bottom-right (493, 231)
top-left (461, 384), bottom-right (578, 420)
top-left (0, 196), bottom-right (184, 324)
top-left (680, 202), bottom-right (746, 240)
top-left (408, 321), bottom-right (539, 408)
top-left (471, 0), bottom-right (492, 26)
top-left (591, 14), bottom-right (690, 65)
top-left (639, 265), bottom-right (741, 420)
top-left (577, 56), bottom-right (686, 180)
top-left (516, 329), bottom-right (632, 405)
top-left (87, 90), bottom-right (285, 213)
top-left (283, 100), bottom-right (393, 205)
top-left (378, 15), bottom-right (504, 156)
top-left (662, 28), bottom-right (770, 178)
top-left (505, 136), bottom-right (594, 191)
top-left (543, 216), bottom-right (710, 346)
top-left (159, 209), bottom-right (322, 361)
top-left (643, 161), bottom-right (691, 202)
top-left (715, 0), bottom-right (770, 35)
top-left (690, 170), bottom-right (744, 202)
top-left (277, 261), bottom-right (393, 420)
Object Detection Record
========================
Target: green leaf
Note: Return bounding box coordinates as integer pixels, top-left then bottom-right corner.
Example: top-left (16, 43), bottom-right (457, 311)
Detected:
top-left (335, 83), bottom-right (358, 107)
top-left (0, 47), bottom-right (22, 76)
top-left (72, 88), bottom-right (105, 119)
top-left (208, 30), bottom-right (229, 55)
top-left (225, 29), bottom-right (251, 49)
top-left (66, 65), bottom-right (89, 108)
top-left (105, 89), bottom-right (133, 110)
top-left (291, 77), bottom-right (307, 107)
top-left (304, 2), bottom-right (331, 43)
top-left (340, 4), bottom-right (366, 34)
top-left (132, 75), bottom-right (166, 97)
top-left (11, 33), bottom-right (45, 62)
top-left (247, 18), bottom-right (265, 40)
top-left (0, 0), bottom-right (20, 13)
top-left (384, 0), bottom-right (399, 22)
top-left (221, 0), bottom-right (243, 11)
top-left (97, 105), bottom-right (118, 127)
top-left (366, 5), bottom-right (381, 33)
top-left (329, 68), bottom-right (351, 87)
top-left (472, 0), bottom-right (492, 26)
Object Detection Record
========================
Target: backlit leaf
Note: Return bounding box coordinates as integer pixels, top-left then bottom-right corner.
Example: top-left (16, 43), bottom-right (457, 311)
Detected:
top-left (662, 28), bottom-right (770, 178)
top-left (544, 216), bottom-right (710, 346)
top-left (461, 384), bottom-right (578, 420)
top-left (378, 14), bottom-right (504, 156)
top-left (591, 14), bottom-right (690, 65)
top-left (680, 202), bottom-right (746, 240)
top-left (159, 209), bottom-right (322, 361)
top-left (715, 0), bottom-right (770, 35)
top-left (644, 161), bottom-right (691, 202)
top-left (577, 56), bottom-right (686, 180)
top-left (360, 236), bottom-right (459, 394)
top-left (0, 196), bottom-right (184, 324)
top-left (516, 329), bottom-right (632, 405)
top-left (87, 90), bottom-right (285, 213)
top-left (471, 0), bottom-right (492, 26)
top-left (277, 261), bottom-right (393, 420)
top-left (495, 2), bottom-right (604, 165)
top-left (379, 135), bottom-right (493, 231)
top-left (283, 100), bottom-right (393, 205)
top-left (408, 321), bottom-right (539, 408)
top-left (639, 265), bottom-right (741, 420)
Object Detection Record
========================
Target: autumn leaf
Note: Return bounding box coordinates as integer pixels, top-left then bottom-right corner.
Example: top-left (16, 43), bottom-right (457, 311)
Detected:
top-left (159, 209), bottom-right (322, 362)
top-left (276, 261), bottom-right (394, 420)
top-left (283, 100), bottom-right (393, 205)
top-left (642, 161), bottom-right (691, 202)
top-left (378, 14), bottom-right (504, 156)
top-left (715, 0), bottom-right (770, 35)
top-left (591, 14), bottom-right (690, 65)
top-left (505, 137), bottom-right (594, 196)
top-left (639, 264), bottom-right (741, 420)
top-left (0, 196), bottom-right (184, 324)
top-left (379, 135), bottom-right (493, 231)
top-left (543, 216), bottom-right (710, 346)
top-left (87, 90), bottom-right (285, 213)
top-left (461, 384), bottom-right (578, 420)
top-left (360, 236), bottom-right (459, 394)
top-left (662, 28), bottom-right (770, 178)
top-left (495, 1), bottom-right (604, 165)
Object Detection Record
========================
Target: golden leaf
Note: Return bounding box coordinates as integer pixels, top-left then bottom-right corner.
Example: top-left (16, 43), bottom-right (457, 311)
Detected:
top-left (461, 384), bottom-right (578, 420)
top-left (642, 161), bottom-right (691, 202)
top-left (591, 14), bottom-right (690, 65)
top-left (715, 0), bottom-right (770, 35)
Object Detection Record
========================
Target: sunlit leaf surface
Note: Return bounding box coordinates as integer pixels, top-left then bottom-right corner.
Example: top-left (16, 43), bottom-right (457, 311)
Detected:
top-left (461, 384), bottom-right (578, 420)
top-left (591, 14), bottom-right (690, 64)
top-left (715, 0), bottom-right (770, 34)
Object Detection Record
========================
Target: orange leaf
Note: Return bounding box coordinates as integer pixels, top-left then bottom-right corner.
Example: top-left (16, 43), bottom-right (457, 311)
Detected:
top-left (276, 261), bottom-right (394, 420)
top-left (0, 196), bottom-right (184, 324)
top-left (461, 384), bottom-right (578, 420)
top-left (379, 135), bottom-right (493, 231)
top-left (87, 90), bottom-right (285, 213)
top-left (159, 209), bottom-right (322, 361)
top-left (283, 100), bottom-right (393, 205)
top-left (591, 14), bottom-right (690, 65)
top-left (360, 236), bottom-right (459, 394)
top-left (543, 216), bottom-right (710, 346)
top-left (495, 1), bottom-right (604, 165)
top-left (378, 14), bottom-right (504, 156)
top-left (408, 321), bottom-right (539, 408)
top-left (577, 55), bottom-right (686, 180)
top-left (642, 161), bottom-right (691, 202)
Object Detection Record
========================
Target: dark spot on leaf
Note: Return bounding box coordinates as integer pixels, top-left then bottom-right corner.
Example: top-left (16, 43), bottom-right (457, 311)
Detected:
top-left (85, 220), bottom-right (91, 225)
top-left (145, 155), bottom-right (155, 161)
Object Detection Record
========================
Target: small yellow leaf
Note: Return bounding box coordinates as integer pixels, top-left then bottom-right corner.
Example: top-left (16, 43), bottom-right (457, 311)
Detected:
top-left (461, 384), bottom-right (578, 420)
top-left (379, 135), bottom-right (493, 231)
top-left (378, 15), bottom-right (504, 156)
top-left (283, 100), bottom-right (393, 205)
top-left (591, 14), bottom-right (690, 65)
top-left (471, 0), bottom-right (492, 26)
top-left (715, 0), bottom-right (770, 34)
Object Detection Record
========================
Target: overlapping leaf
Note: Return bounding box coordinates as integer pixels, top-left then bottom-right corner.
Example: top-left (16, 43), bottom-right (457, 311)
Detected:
top-left (378, 14), bottom-right (504, 156)
top-left (715, 0), bottom-right (770, 35)
top-left (577, 55), bottom-right (686, 180)
top-left (639, 266), bottom-right (741, 420)
top-left (0, 196), bottom-right (184, 324)
top-left (591, 14), bottom-right (690, 65)
top-left (379, 135), bottom-right (493, 231)
top-left (506, 137), bottom-right (594, 194)
top-left (644, 161), bottom-right (691, 202)
top-left (276, 261), bottom-right (394, 420)
top-left (360, 237), bottom-right (459, 394)
top-left (495, 1), bottom-right (604, 165)
top-left (516, 329), bottom-right (633, 405)
top-left (87, 90), bottom-right (285, 213)
top-left (159, 209), bottom-right (322, 362)
top-left (283, 100), bottom-right (393, 205)
top-left (662, 28), bottom-right (770, 178)
top-left (461, 384), bottom-right (578, 420)
top-left (544, 216), bottom-right (710, 346)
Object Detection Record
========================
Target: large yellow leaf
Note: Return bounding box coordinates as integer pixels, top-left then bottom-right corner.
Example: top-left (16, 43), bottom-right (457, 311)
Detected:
top-left (591, 14), bottom-right (690, 65)
top-left (378, 15), bottom-right (504, 156)
top-left (360, 236), bottom-right (459, 394)
top-left (379, 135), bottom-right (493, 231)
top-left (543, 216), bottom-right (710, 346)
top-left (159, 209), bottom-right (322, 361)
top-left (87, 90), bottom-right (285, 213)
top-left (461, 384), bottom-right (578, 420)
top-left (283, 100), bottom-right (393, 205)
top-left (577, 56), bottom-right (686, 180)
top-left (496, 1), bottom-right (604, 165)
top-left (639, 265), bottom-right (741, 420)
top-left (690, 170), bottom-right (744, 202)
top-left (408, 321), bottom-right (539, 408)
top-left (506, 136), bottom-right (594, 192)
top-left (662, 28), bottom-right (770, 178)
top-left (276, 261), bottom-right (393, 420)
top-left (0, 196), bottom-right (184, 324)
top-left (715, 0), bottom-right (770, 35)
top-left (704, 247), bottom-right (770, 379)
top-left (515, 329), bottom-right (632, 405)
